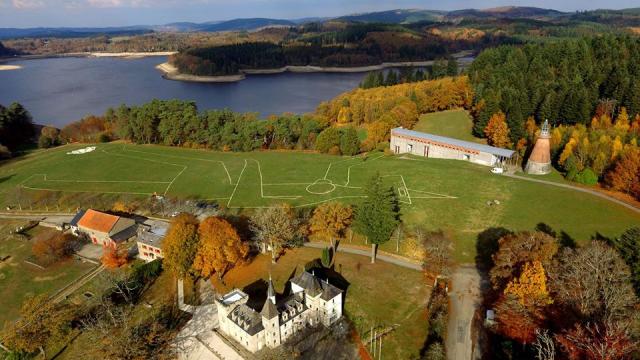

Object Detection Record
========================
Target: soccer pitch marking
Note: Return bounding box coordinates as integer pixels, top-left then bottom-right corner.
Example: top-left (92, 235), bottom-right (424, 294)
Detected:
top-left (13, 147), bottom-right (456, 208)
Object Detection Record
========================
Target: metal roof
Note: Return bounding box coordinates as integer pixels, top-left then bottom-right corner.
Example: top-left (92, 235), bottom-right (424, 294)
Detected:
top-left (392, 127), bottom-right (516, 158)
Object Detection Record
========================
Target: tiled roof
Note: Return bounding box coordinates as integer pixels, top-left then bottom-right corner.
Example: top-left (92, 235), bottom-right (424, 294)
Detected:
top-left (392, 127), bottom-right (516, 158)
top-left (77, 209), bottom-right (120, 234)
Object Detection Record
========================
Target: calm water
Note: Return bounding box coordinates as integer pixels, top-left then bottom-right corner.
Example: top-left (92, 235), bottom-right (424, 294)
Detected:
top-left (0, 56), bottom-right (366, 127)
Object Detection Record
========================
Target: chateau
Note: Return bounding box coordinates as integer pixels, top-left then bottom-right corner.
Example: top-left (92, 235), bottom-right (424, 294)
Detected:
top-left (215, 271), bottom-right (343, 353)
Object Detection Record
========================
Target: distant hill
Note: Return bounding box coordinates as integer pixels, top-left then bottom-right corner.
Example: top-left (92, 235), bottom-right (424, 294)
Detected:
top-left (337, 9), bottom-right (446, 24)
top-left (0, 41), bottom-right (15, 56)
top-left (197, 18), bottom-right (295, 32)
top-left (0, 27), bottom-right (151, 40)
top-left (446, 6), bottom-right (566, 19)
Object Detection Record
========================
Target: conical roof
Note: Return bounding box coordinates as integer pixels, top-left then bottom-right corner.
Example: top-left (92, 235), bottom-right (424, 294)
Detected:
top-left (260, 297), bottom-right (278, 319)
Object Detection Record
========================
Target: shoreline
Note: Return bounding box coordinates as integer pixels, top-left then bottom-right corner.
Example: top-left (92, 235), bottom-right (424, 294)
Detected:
top-left (156, 57), bottom-right (475, 83)
top-left (0, 64), bottom-right (22, 71)
top-left (0, 51), bottom-right (177, 62)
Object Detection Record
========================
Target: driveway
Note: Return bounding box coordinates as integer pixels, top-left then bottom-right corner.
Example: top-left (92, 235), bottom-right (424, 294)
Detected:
top-left (447, 266), bottom-right (482, 360)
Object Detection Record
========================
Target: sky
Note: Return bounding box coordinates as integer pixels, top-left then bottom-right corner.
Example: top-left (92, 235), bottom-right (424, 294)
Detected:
top-left (0, 0), bottom-right (637, 28)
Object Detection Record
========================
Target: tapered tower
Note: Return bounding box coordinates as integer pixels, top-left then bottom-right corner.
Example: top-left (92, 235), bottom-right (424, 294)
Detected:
top-left (525, 120), bottom-right (552, 175)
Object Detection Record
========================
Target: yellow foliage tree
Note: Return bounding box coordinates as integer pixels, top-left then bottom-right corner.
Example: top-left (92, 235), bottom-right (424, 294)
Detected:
top-left (192, 217), bottom-right (248, 279)
top-left (525, 116), bottom-right (537, 140)
top-left (337, 107), bottom-right (351, 124)
top-left (309, 202), bottom-right (353, 250)
top-left (611, 136), bottom-right (624, 160)
top-left (112, 201), bottom-right (136, 213)
top-left (162, 213), bottom-right (199, 277)
top-left (504, 261), bottom-right (553, 308)
top-left (614, 107), bottom-right (630, 133)
top-left (484, 111), bottom-right (512, 148)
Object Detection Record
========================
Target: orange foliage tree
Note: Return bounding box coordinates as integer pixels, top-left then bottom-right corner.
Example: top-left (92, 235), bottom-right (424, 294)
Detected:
top-left (606, 147), bottom-right (640, 199)
top-left (162, 213), bottom-right (200, 277)
top-left (555, 321), bottom-right (638, 360)
top-left (32, 233), bottom-right (76, 266)
top-left (192, 216), bottom-right (248, 279)
top-left (101, 248), bottom-right (128, 269)
top-left (484, 111), bottom-right (512, 148)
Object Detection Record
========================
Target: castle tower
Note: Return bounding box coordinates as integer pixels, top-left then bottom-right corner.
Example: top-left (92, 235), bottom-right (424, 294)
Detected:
top-left (261, 276), bottom-right (281, 348)
top-left (525, 120), bottom-right (552, 175)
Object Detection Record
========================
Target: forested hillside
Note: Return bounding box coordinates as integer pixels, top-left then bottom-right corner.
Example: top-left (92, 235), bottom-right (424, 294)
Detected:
top-left (0, 41), bottom-right (14, 56)
top-left (469, 36), bottom-right (640, 142)
top-left (169, 23), bottom-right (515, 76)
top-left (0, 103), bottom-right (35, 154)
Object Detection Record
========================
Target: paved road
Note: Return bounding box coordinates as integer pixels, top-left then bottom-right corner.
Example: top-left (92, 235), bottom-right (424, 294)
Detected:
top-left (446, 266), bottom-right (482, 360)
top-left (505, 174), bottom-right (640, 214)
top-left (303, 242), bottom-right (422, 271)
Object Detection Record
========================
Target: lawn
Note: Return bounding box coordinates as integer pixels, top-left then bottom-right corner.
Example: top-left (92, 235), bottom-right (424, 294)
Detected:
top-left (413, 109), bottom-right (485, 144)
top-left (212, 247), bottom-right (431, 360)
top-left (0, 143), bottom-right (638, 263)
top-left (0, 222), bottom-right (96, 325)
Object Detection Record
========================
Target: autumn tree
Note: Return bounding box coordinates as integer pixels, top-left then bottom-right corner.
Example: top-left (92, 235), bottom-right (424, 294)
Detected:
top-left (490, 231), bottom-right (558, 290)
top-left (555, 321), bottom-right (638, 360)
top-left (0, 294), bottom-right (75, 359)
top-left (484, 112), bottom-right (512, 148)
top-left (494, 295), bottom-right (541, 344)
top-left (504, 261), bottom-right (553, 309)
top-left (101, 247), bottom-right (128, 269)
top-left (162, 213), bottom-right (199, 278)
top-left (309, 202), bottom-right (352, 266)
top-left (606, 147), bottom-right (640, 199)
top-left (82, 300), bottom-right (178, 360)
top-left (250, 204), bottom-right (302, 263)
top-left (353, 173), bottom-right (399, 263)
top-left (192, 216), bottom-right (248, 279)
top-left (31, 232), bottom-right (76, 266)
top-left (418, 229), bottom-right (453, 278)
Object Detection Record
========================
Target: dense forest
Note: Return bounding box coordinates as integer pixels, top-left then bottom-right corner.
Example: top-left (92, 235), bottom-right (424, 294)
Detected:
top-left (169, 23), bottom-right (516, 76)
top-left (358, 58), bottom-right (458, 89)
top-left (0, 103), bottom-right (35, 156)
top-left (469, 36), bottom-right (640, 142)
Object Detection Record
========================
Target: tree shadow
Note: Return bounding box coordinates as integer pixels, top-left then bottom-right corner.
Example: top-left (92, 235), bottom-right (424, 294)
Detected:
top-left (475, 227), bottom-right (512, 273)
top-left (559, 231), bottom-right (576, 248)
top-left (304, 259), bottom-right (351, 294)
top-left (0, 174), bottom-right (14, 184)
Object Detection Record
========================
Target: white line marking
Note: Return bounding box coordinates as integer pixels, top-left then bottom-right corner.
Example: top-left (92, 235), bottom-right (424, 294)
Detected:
top-left (227, 160), bottom-right (248, 207)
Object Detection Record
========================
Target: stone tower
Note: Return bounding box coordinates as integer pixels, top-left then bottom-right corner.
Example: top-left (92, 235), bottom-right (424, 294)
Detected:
top-left (261, 276), bottom-right (281, 348)
top-left (525, 120), bottom-right (552, 175)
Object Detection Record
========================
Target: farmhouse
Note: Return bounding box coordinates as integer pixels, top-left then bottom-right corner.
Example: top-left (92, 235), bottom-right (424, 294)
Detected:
top-left (73, 209), bottom-right (137, 248)
top-left (390, 127), bottom-right (518, 167)
top-left (215, 271), bottom-right (343, 353)
top-left (136, 219), bottom-right (168, 262)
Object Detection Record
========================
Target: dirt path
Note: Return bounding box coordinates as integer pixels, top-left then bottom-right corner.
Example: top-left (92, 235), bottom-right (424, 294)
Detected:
top-left (303, 242), bottom-right (422, 271)
top-left (447, 266), bottom-right (482, 360)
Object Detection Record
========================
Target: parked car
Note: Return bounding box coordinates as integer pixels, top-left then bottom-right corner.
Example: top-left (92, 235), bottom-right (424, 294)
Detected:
top-left (491, 167), bottom-right (504, 174)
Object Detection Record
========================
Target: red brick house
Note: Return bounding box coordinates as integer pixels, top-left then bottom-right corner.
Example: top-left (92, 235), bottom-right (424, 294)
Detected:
top-left (76, 209), bottom-right (137, 248)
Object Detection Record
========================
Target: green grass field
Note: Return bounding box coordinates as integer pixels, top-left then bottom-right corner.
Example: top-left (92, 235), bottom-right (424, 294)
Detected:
top-left (413, 109), bottom-right (485, 144)
top-left (0, 223), bottom-right (96, 325)
top-left (0, 143), bottom-right (638, 262)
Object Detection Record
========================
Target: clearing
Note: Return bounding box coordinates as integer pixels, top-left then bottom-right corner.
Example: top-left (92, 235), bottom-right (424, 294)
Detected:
top-left (0, 143), bottom-right (638, 262)
top-left (413, 109), bottom-right (485, 144)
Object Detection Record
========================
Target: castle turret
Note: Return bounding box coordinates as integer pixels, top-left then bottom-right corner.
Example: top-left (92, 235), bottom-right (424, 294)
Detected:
top-left (261, 276), bottom-right (281, 348)
top-left (525, 120), bottom-right (552, 175)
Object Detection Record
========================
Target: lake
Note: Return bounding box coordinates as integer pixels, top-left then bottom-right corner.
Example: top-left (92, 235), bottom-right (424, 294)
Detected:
top-left (0, 56), bottom-right (366, 127)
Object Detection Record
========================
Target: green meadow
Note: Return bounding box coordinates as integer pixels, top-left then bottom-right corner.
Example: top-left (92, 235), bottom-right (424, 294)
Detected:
top-left (0, 143), bottom-right (638, 262)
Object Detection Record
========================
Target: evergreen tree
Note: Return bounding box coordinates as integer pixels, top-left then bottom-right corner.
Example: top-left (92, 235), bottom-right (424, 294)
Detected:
top-left (339, 127), bottom-right (361, 156)
top-left (446, 57), bottom-right (458, 76)
top-left (353, 173), bottom-right (399, 263)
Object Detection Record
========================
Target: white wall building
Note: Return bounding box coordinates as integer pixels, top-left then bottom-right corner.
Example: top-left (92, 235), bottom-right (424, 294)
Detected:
top-left (215, 271), bottom-right (343, 353)
top-left (390, 127), bottom-right (518, 167)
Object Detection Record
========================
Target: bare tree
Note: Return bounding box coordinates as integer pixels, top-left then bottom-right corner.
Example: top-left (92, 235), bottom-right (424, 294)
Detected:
top-left (533, 329), bottom-right (556, 360)
top-left (548, 241), bottom-right (637, 322)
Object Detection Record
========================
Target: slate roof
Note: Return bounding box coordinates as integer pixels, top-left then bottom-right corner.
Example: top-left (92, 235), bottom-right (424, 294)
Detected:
top-left (137, 221), bottom-right (168, 248)
top-left (110, 224), bottom-right (138, 243)
top-left (260, 298), bottom-right (279, 320)
top-left (230, 304), bottom-right (265, 336)
top-left (277, 293), bottom-right (307, 324)
top-left (291, 271), bottom-right (343, 301)
top-left (291, 271), bottom-right (323, 297)
top-left (392, 127), bottom-right (516, 158)
top-left (69, 210), bottom-right (86, 227)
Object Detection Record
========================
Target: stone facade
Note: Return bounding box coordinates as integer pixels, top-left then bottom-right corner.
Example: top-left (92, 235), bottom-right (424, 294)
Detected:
top-left (390, 127), bottom-right (517, 167)
top-left (215, 271), bottom-right (343, 353)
